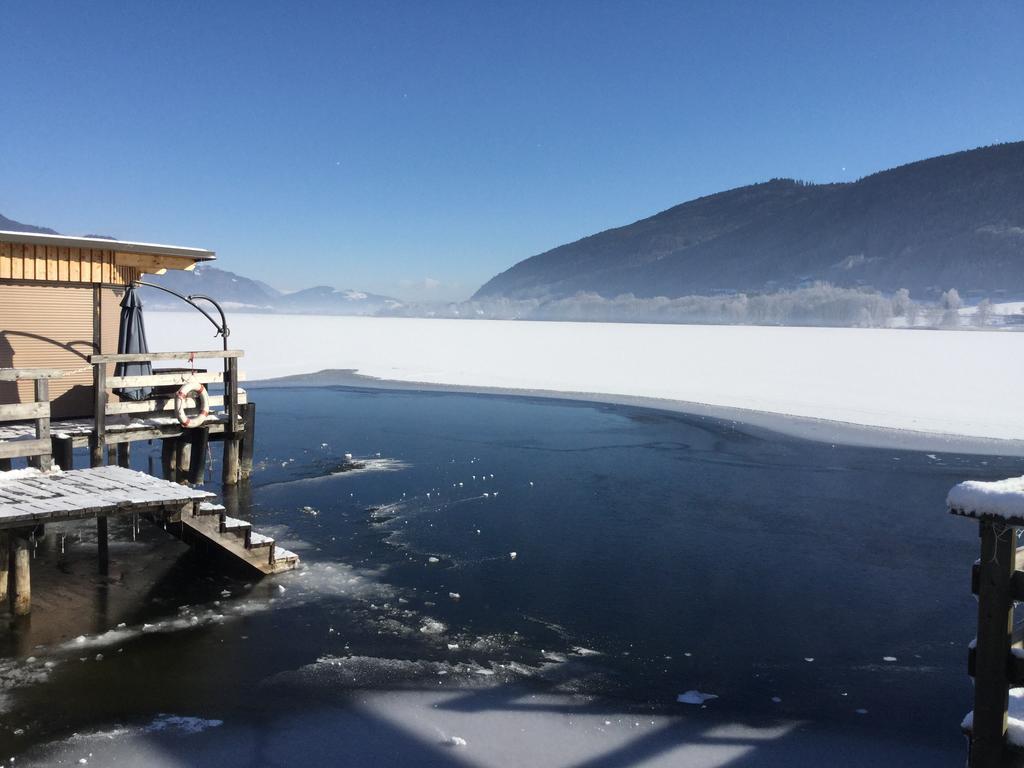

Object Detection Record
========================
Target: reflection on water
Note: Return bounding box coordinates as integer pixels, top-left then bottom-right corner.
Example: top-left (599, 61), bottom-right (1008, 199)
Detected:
top-left (1, 386), bottom-right (1019, 760)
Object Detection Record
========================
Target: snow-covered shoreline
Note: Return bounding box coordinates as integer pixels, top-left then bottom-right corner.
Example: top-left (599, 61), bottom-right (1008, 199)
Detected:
top-left (148, 313), bottom-right (1024, 452)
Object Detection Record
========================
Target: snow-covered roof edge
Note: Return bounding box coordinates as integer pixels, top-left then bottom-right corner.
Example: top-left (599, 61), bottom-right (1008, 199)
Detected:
top-left (0, 230), bottom-right (215, 261)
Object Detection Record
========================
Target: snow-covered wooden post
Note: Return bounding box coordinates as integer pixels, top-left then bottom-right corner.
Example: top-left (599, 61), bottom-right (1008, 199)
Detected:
top-left (949, 476), bottom-right (1024, 767)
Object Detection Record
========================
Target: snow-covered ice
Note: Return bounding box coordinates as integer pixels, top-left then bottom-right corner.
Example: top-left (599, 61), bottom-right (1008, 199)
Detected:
top-left (148, 313), bottom-right (1024, 442)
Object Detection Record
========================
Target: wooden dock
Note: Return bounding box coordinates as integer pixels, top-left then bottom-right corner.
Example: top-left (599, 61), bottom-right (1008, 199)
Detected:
top-left (1, 363), bottom-right (297, 618)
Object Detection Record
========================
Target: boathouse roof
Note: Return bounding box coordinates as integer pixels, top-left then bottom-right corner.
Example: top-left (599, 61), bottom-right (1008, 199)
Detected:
top-left (0, 230), bottom-right (215, 264)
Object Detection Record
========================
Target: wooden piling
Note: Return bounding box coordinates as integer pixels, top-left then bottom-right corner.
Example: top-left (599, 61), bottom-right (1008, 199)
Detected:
top-left (222, 438), bottom-right (240, 486)
top-left (97, 515), bottom-right (109, 576)
top-left (175, 439), bottom-right (192, 485)
top-left (0, 532), bottom-right (8, 606)
top-left (187, 428), bottom-right (209, 485)
top-left (28, 378), bottom-right (51, 472)
top-left (52, 435), bottom-right (74, 471)
top-left (239, 402), bottom-right (256, 479)
top-left (90, 362), bottom-right (107, 468)
top-left (161, 438), bottom-right (177, 481)
top-left (970, 520), bottom-right (1016, 767)
top-left (11, 537), bottom-right (31, 616)
top-left (116, 442), bottom-right (130, 468)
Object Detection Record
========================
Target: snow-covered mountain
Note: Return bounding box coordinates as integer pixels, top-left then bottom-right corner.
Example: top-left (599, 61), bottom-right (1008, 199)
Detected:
top-left (141, 267), bottom-right (401, 316)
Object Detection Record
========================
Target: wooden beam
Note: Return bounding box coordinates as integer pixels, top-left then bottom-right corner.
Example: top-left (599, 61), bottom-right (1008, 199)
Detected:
top-left (0, 438), bottom-right (50, 460)
top-left (90, 349), bottom-right (244, 364)
top-left (106, 370), bottom-right (227, 388)
top-left (91, 362), bottom-right (107, 468)
top-left (0, 368), bottom-right (67, 382)
top-left (105, 389), bottom-right (246, 416)
top-left (113, 252), bottom-right (201, 274)
top-left (970, 520), bottom-right (1017, 766)
top-left (0, 402), bottom-right (49, 421)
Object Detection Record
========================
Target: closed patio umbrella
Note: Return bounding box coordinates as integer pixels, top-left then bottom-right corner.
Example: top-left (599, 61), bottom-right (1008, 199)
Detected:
top-left (113, 285), bottom-right (152, 401)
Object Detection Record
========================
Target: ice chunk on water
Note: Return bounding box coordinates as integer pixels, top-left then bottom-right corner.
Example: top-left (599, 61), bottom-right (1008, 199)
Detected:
top-left (676, 690), bottom-right (718, 705)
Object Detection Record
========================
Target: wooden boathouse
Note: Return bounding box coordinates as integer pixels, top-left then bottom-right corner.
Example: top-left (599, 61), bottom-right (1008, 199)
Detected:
top-left (1, 230), bottom-right (297, 617)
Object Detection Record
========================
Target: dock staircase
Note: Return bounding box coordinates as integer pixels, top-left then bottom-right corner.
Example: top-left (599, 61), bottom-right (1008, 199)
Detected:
top-left (177, 501), bottom-right (299, 575)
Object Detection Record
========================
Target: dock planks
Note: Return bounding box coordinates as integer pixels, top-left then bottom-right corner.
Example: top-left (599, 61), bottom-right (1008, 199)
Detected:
top-left (0, 465), bottom-right (213, 529)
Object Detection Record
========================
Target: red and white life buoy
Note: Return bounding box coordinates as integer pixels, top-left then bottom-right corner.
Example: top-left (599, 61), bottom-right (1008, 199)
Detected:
top-left (175, 377), bottom-right (210, 428)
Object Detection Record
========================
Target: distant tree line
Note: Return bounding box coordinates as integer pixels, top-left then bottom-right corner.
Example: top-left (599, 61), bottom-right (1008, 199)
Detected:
top-left (380, 282), bottom-right (999, 329)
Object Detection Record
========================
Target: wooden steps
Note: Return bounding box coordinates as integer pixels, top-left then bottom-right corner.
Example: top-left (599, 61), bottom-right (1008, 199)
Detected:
top-left (178, 500), bottom-right (299, 575)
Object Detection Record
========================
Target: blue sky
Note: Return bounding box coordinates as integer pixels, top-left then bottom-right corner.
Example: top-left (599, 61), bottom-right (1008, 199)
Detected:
top-left (2, 1), bottom-right (1022, 301)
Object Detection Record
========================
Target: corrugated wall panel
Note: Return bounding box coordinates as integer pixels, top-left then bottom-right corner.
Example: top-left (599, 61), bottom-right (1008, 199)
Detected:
top-left (0, 284), bottom-right (95, 417)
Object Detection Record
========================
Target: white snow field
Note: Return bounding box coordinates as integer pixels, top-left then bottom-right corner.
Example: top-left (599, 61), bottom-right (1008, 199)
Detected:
top-left (148, 312), bottom-right (1024, 443)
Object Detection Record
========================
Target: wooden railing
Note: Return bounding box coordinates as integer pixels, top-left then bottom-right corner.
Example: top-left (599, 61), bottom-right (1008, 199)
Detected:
top-left (0, 367), bottom-right (63, 470)
top-left (87, 350), bottom-right (246, 471)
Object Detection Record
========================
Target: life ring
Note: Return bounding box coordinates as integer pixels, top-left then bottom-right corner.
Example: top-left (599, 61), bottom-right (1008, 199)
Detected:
top-left (175, 378), bottom-right (210, 428)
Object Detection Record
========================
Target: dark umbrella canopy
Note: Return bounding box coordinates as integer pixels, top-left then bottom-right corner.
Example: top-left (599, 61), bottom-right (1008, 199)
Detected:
top-left (114, 285), bottom-right (153, 401)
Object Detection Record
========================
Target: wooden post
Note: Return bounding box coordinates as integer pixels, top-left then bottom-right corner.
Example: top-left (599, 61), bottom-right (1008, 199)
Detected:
top-left (30, 378), bottom-right (51, 472)
top-left (175, 438), bottom-right (192, 485)
top-left (971, 519), bottom-right (1016, 767)
top-left (187, 428), bottom-right (209, 485)
top-left (11, 537), bottom-right (31, 616)
top-left (222, 357), bottom-right (240, 486)
top-left (116, 442), bottom-right (130, 468)
top-left (96, 515), bottom-right (109, 576)
top-left (222, 438), bottom-right (240, 486)
top-left (161, 438), bottom-right (177, 481)
top-left (51, 435), bottom-right (74, 471)
top-left (90, 362), bottom-right (107, 468)
top-left (239, 402), bottom-right (256, 479)
top-left (0, 532), bottom-right (8, 606)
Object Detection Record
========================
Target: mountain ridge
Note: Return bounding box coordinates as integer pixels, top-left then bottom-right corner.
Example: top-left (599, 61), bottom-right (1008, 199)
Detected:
top-left (474, 141), bottom-right (1024, 300)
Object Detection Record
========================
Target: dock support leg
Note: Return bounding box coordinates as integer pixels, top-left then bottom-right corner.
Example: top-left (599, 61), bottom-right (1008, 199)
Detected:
top-left (239, 403), bottom-right (256, 480)
top-left (187, 428), bottom-right (209, 486)
top-left (970, 520), bottom-right (1016, 767)
top-left (11, 537), bottom-right (31, 616)
top-left (90, 436), bottom-right (104, 468)
top-left (52, 436), bottom-right (74, 471)
top-left (97, 516), bottom-right (109, 577)
top-left (222, 437), bottom-right (240, 487)
top-left (116, 442), bottom-right (130, 469)
top-left (175, 439), bottom-right (192, 485)
top-left (161, 438), bottom-right (177, 481)
top-left (0, 532), bottom-right (8, 606)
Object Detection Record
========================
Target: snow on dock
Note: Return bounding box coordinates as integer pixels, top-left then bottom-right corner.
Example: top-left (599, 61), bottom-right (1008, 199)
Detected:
top-left (947, 476), bottom-right (1024, 523)
top-left (0, 465), bottom-right (212, 529)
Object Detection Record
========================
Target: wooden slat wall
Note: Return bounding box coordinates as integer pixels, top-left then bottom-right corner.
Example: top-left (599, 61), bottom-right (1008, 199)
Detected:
top-left (0, 284), bottom-right (95, 417)
top-left (0, 242), bottom-right (138, 285)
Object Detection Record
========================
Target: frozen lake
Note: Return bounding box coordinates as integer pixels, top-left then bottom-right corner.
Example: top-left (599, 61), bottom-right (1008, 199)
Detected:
top-left (2, 387), bottom-right (1015, 766)
top-left (148, 312), bottom-right (1024, 445)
